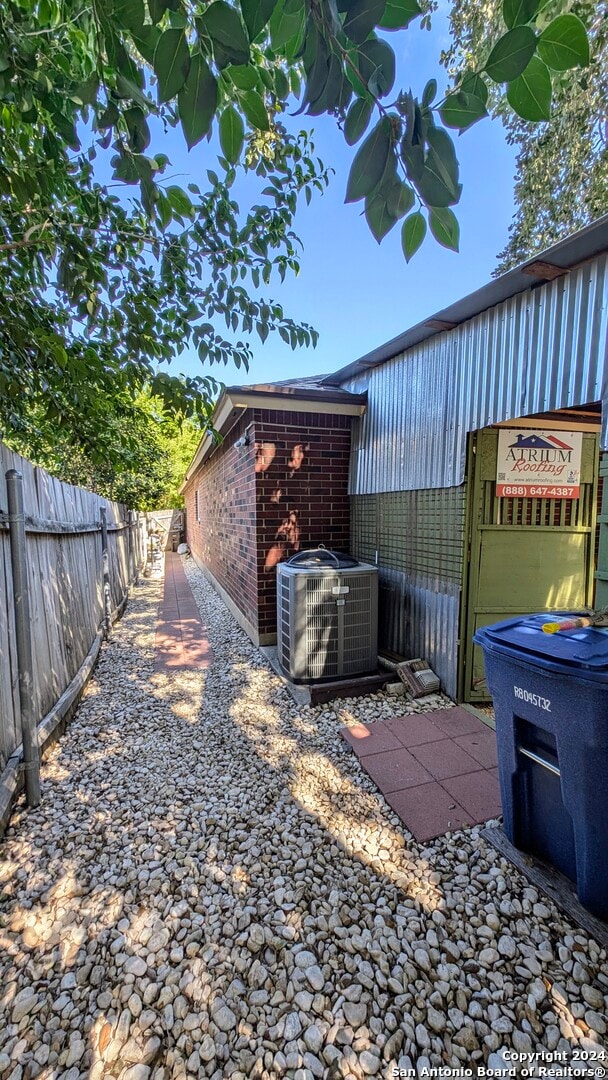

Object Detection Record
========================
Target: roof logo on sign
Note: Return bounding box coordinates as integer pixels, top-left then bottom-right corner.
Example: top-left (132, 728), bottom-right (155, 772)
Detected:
top-left (509, 433), bottom-right (573, 451)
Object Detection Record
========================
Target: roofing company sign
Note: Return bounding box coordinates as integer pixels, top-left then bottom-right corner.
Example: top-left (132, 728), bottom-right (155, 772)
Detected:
top-left (496, 429), bottom-right (583, 499)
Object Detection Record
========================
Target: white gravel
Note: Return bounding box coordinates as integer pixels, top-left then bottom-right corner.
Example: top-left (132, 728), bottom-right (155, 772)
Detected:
top-left (0, 557), bottom-right (606, 1080)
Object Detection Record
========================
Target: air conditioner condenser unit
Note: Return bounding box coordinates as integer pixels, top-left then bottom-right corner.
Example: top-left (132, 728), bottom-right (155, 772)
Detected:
top-left (277, 547), bottom-right (378, 682)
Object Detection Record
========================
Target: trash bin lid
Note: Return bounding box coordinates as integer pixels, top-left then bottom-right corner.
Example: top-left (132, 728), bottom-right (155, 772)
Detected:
top-left (475, 614), bottom-right (608, 673)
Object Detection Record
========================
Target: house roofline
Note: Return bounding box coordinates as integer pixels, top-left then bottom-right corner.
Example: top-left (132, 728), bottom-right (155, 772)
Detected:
top-left (180, 385), bottom-right (367, 492)
top-left (323, 213), bottom-right (608, 386)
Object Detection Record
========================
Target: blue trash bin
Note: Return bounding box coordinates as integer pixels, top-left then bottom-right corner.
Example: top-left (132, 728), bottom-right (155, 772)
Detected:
top-left (474, 614), bottom-right (608, 919)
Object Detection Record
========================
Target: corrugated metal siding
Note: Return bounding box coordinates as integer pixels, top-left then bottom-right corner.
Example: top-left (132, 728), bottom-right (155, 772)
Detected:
top-left (351, 488), bottom-right (466, 698)
top-left (344, 255), bottom-right (608, 494)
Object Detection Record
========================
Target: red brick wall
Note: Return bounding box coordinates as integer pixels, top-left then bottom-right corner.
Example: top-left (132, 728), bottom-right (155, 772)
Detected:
top-left (253, 409), bottom-right (352, 637)
top-left (184, 407), bottom-right (353, 641)
top-left (183, 413), bottom-right (258, 630)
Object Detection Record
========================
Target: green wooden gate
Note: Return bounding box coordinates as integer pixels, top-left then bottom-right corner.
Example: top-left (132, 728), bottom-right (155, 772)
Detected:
top-left (463, 429), bottom-right (599, 701)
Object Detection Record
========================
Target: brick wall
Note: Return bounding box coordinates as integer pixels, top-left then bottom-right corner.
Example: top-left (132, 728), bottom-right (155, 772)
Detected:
top-left (184, 407), bottom-right (353, 642)
top-left (253, 409), bottom-right (352, 637)
top-left (183, 413), bottom-right (258, 631)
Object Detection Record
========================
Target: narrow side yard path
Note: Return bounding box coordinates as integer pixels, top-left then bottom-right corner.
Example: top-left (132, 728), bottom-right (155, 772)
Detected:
top-left (154, 553), bottom-right (213, 673)
top-left (0, 559), bottom-right (606, 1080)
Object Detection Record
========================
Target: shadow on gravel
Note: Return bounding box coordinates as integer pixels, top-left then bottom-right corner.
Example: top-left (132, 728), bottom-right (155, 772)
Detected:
top-left (1, 574), bottom-right (601, 1078)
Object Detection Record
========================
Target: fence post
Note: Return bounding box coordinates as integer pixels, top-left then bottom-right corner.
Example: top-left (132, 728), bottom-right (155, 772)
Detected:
top-left (6, 469), bottom-right (41, 808)
top-left (127, 509), bottom-right (135, 586)
top-left (100, 506), bottom-right (112, 639)
top-left (133, 512), bottom-right (140, 586)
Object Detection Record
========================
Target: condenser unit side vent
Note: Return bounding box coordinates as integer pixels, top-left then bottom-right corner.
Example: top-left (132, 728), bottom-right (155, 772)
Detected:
top-left (278, 574), bottom-right (291, 665)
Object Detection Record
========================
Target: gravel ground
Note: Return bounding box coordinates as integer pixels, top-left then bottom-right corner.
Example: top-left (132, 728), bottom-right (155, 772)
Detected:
top-left (0, 558), bottom-right (606, 1080)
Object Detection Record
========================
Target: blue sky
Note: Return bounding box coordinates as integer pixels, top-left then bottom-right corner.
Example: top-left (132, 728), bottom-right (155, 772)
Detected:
top-left (156, 3), bottom-right (518, 388)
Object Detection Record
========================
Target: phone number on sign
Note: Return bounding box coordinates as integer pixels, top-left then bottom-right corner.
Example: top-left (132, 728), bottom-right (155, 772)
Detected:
top-left (497, 485), bottom-right (578, 498)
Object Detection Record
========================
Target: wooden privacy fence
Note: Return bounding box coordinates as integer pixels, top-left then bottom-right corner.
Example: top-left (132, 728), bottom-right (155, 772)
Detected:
top-left (0, 441), bottom-right (147, 829)
top-left (146, 508), bottom-right (184, 551)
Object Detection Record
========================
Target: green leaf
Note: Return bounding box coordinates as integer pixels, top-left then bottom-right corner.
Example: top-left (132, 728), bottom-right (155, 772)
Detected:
top-left (241, 0), bottom-right (277, 40)
top-left (112, 0), bottom-right (144, 32)
top-left (168, 10), bottom-right (188, 28)
top-left (506, 55), bottom-right (551, 120)
top-left (344, 49), bottom-right (368, 98)
top-left (344, 96), bottom-right (373, 145)
top-left (422, 78), bottom-right (437, 106)
top-left (148, 0), bottom-right (171, 24)
top-left (386, 180), bottom-right (414, 219)
top-left (116, 72), bottom-right (155, 112)
top-left (111, 149), bottom-right (139, 183)
top-left (131, 24), bottom-right (161, 65)
top-left (503, 0), bottom-right (539, 29)
top-left (124, 106), bottom-right (150, 151)
top-left (219, 105), bottom-right (244, 162)
top-left (156, 191), bottom-right (173, 229)
top-left (439, 90), bottom-right (487, 130)
top-left (98, 102), bottom-right (120, 129)
top-left (401, 141), bottom-right (424, 183)
top-left (200, 2), bottom-right (251, 66)
top-left (357, 39), bottom-right (395, 97)
top-left (401, 211), bottom-right (426, 261)
top-left (166, 185), bottom-right (194, 217)
top-left (227, 64), bottom-right (259, 90)
top-left (426, 128), bottom-right (459, 186)
top-left (153, 28), bottom-right (191, 102)
top-left (537, 14), bottom-right (590, 71)
top-left (345, 116), bottom-right (392, 203)
top-left (301, 33), bottom-right (331, 113)
top-left (417, 130), bottom-right (461, 208)
top-left (343, 0), bottom-right (386, 45)
top-left (365, 194), bottom-right (397, 243)
top-left (178, 53), bottom-right (218, 149)
top-left (52, 110), bottom-right (80, 151)
top-left (380, 0), bottom-right (421, 30)
top-left (461, 71), bottom-right (488, 104)
top-left (485, 25), bottom-right (537, 83)
top-left (269, 0), bottom-right (305, 51)
top-left (274, 67), bottom-right (289, 98)
top-left (240, 89), bottom-right (269, 129)
top-left (429, 206), bottom-right (459, 251)
top-left (307, 53), bottom-right (345, 115)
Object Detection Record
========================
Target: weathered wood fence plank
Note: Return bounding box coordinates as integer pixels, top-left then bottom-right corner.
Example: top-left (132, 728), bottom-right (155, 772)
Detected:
top-left (0, 441), bottom-right (149, 781)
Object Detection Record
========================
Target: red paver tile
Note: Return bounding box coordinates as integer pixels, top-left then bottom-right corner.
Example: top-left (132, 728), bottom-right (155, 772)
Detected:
top-left (360, 746), bottom-right (433, 793)
top-left (385, 782), bottom-right (473, 842)
top-left (442, 770), bottom-right (502, 822)
top-left (454, 727), bottom-right (498, 769)
top-left (385, 714), bottom-right (445, 748)
top-left (340, 722), bottom-right (402, 757)
top-left (185, 643), bottom-right (213, 667)
top-left (410, 738), bottom-right (483, 781)
top-left (154, 552), bottom-right (214, 672)
top-left (426, 707), bottom-right (483, 738)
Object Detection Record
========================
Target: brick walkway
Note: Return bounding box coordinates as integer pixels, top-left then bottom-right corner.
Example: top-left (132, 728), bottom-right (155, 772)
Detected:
top-left (341, 706), bottom-right (501, 842)
top-left (154, 552), bottom-right (213, 672)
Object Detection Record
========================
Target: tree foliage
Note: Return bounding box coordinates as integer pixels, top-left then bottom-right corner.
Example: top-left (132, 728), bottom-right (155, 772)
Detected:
top-left (4, 390), bottom-right (202, 509)
top-left (443, 0), bottom-right (606, 272)
top-left (0, 0), bottom-right (592, 468)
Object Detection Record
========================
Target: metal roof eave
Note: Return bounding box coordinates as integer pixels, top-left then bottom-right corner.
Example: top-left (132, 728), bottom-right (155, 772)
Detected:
top-left (323, 213), bottom-right (608, 386)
